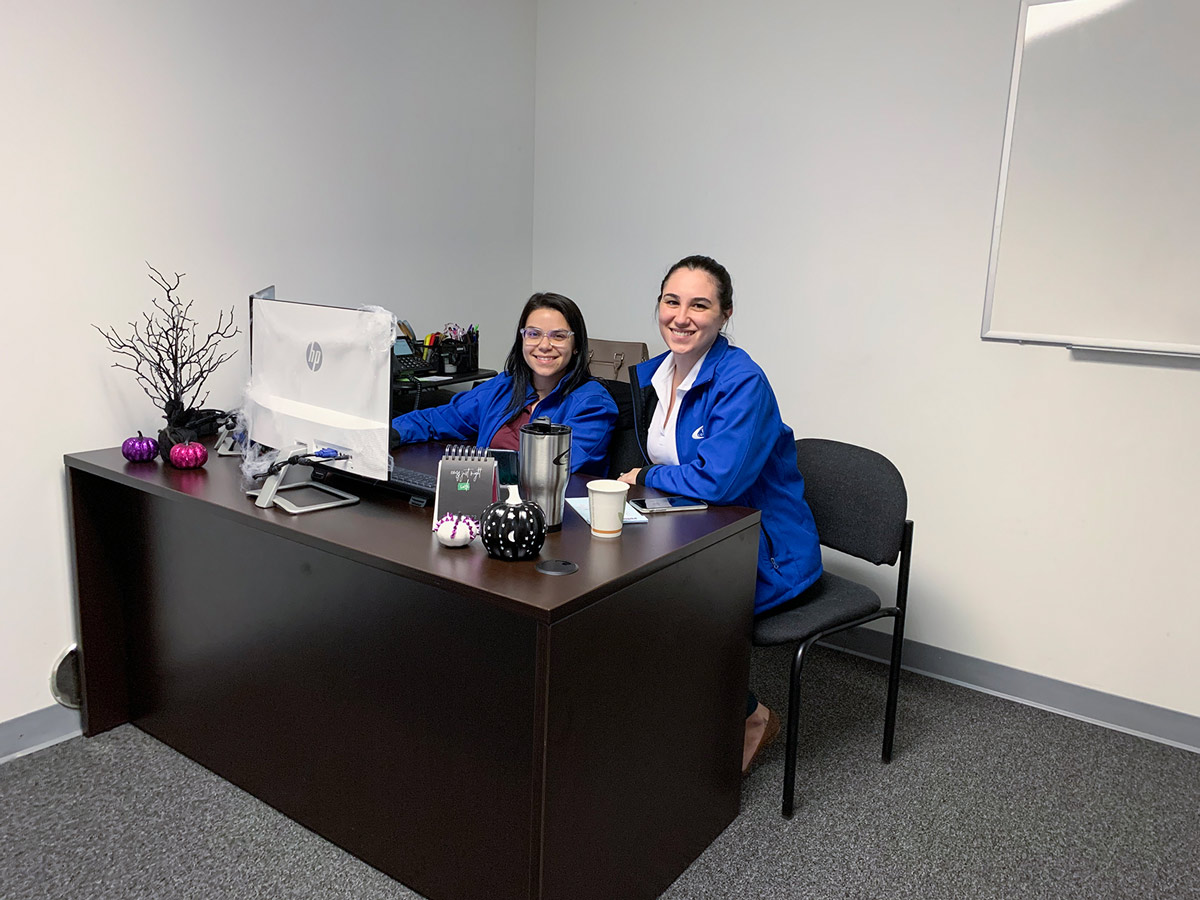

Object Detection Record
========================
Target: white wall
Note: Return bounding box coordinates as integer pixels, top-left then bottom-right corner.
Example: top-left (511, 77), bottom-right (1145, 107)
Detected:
top-left (532, 0), bottom-right (1200, 716)
top-left (0, 0), bottom-right (536, 723)
top-left (6, 0), bottom-right (1197, 729)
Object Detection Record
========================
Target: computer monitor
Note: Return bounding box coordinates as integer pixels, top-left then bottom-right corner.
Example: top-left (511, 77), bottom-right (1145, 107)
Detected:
top-left (243, 294), bottom-right (395, 486)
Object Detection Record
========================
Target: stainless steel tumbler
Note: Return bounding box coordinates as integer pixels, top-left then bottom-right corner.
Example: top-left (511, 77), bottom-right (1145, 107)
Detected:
top-left (518, 418), bottom-right (572, 531)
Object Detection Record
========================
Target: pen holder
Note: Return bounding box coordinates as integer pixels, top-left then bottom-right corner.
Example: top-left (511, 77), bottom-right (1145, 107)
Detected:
top-left (437, 337), bottom-right (478, 375)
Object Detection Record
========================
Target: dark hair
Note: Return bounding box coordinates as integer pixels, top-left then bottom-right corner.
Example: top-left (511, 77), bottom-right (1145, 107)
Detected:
top-left (503, 292), bottom-right (593, 420)
top-left (659, 255), bottom-right (734, 319)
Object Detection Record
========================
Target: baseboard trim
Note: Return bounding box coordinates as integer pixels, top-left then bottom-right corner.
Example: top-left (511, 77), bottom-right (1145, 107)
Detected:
top-left (0, 704), bottom-right (82, 765)
top-left (5, 635), bottom-right (1197, 761)
top-left (821, 628), bottom-right (1200, 754)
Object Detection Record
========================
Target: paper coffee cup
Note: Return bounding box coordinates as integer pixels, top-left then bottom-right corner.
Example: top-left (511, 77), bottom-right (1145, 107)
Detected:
top-left (587, 479), bottom-right (629, 538)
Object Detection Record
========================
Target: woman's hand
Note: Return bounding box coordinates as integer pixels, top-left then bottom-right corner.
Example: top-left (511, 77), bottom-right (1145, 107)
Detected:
top-left (618, 468), bottom-right (640, 485)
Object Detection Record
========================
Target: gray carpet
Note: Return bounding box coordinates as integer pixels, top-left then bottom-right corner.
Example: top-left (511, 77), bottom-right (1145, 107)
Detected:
top-left (2, 645), bottom-right (1198, 900)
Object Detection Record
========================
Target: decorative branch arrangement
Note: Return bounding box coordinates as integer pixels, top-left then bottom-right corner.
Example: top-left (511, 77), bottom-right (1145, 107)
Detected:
top-left (95, 264), bottom-right (240, 420)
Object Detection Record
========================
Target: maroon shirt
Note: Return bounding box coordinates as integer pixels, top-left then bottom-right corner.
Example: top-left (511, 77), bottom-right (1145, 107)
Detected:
top-left (489, 404), bottom-right (533, 451)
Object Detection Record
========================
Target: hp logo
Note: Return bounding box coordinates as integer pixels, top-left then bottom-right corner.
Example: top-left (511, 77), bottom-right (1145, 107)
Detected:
top-left (306, 341), bottom-right (323, 372)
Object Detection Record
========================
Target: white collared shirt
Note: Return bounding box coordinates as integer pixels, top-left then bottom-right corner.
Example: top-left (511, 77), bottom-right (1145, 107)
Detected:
top-left (647, 349), bottom-right (710, 466)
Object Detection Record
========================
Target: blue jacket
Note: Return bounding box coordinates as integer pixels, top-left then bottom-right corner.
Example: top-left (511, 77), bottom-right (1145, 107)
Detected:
top-left (390, 373), bottom-right (617, 475)
top-left (629, 336), bottom-right (822, 614)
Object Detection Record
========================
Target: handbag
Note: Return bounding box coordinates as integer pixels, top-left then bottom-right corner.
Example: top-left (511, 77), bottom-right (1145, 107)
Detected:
top-left (587, 339), bottom-right (649, 383)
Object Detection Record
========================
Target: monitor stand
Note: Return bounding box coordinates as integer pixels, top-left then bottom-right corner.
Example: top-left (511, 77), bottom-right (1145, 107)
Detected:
top-left (214, 425), bottom-right (241, 457)
top-left (246, 448), bottom-right (359, 515)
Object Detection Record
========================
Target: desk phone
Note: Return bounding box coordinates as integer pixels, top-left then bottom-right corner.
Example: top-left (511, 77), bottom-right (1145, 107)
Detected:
top-left (393, 335), bottom-right (437, 376)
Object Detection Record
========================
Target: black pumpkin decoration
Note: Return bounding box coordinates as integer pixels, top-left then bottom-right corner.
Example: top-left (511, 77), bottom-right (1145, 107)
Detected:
top-left (480, 484), bottom-right (547, 561)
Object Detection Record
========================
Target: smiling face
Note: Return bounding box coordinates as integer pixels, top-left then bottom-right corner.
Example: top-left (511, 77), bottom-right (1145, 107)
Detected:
top-left (521, 306), bottom-right (575, 393)
top-left (658, 267), bottom-right (730, 369)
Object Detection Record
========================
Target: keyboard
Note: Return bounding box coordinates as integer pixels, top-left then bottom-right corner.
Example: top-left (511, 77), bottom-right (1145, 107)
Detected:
top-left (387, 464), bottom-right (437, 499)
top-left (312, 462), bottom-right (437, 503)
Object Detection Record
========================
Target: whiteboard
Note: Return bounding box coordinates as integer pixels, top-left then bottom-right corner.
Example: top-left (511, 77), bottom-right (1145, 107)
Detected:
top-left (981, 0), bottom-right (1200, 357)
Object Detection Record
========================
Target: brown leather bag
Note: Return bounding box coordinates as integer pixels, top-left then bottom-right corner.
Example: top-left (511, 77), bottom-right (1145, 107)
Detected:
top-left (587, 339), bottom-right (649, 383)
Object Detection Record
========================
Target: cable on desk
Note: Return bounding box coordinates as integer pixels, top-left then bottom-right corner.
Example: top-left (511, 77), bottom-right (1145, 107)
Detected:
top-left (261, 447), bottom-right (350, 479)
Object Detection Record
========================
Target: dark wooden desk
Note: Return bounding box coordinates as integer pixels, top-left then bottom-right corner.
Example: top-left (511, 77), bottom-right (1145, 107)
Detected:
top-left (64, 444), bottom-right (760, 900)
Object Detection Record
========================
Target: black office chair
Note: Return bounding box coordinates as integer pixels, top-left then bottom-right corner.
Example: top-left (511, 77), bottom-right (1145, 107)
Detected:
top-left (596, 378), bottom-right (646, 478)
top-left (752, 438), bottom-right (913, 817)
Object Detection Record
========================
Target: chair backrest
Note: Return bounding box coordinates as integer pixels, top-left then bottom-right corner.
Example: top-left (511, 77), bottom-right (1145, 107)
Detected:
top-left (795, 438), bottom-right (907, 566)
top-left (605, 427), bottom-right (644, 478)
top-left (596, 378), bottom-right (646, 478)
top-left (588, 339), bottom-right (649, 383)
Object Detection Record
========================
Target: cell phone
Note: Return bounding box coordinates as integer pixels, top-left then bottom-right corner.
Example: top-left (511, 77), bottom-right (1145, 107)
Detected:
top-left (629, 496), bottom-right (709, 514)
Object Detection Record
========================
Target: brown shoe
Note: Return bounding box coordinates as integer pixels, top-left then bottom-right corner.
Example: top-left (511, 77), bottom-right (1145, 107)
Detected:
top-left (745, 707), bottom-right (781, 771)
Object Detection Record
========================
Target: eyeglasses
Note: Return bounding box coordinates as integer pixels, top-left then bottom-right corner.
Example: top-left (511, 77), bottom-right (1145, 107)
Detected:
top-left (519, 327), bottom-right (574, 344)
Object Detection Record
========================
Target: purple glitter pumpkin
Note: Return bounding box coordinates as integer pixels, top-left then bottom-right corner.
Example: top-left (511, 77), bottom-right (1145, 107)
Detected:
top-left (121, 431), bottom-right (159, 463)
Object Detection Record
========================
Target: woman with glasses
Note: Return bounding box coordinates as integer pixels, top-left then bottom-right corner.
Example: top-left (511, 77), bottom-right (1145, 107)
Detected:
top-left (617, 255), bottom-right (822, 771)
top-left (390, 292), bottom-right (617, 473)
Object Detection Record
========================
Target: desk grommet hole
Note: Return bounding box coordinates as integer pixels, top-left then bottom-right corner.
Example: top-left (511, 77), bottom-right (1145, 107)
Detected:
top-left (535, 559), bottom-right (578, 576)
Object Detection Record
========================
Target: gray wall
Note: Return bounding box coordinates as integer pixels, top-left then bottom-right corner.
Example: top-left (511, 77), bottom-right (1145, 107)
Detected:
top-left (5, 0), bottom-right (1197, 727)
top-left (531, 0), bottom-right (1200, 717)
top-left (0, 0), bottom-right (537, 722)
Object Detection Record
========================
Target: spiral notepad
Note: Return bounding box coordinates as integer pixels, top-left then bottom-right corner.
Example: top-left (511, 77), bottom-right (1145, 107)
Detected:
top-left (433, 445), bottom-right (498, 522)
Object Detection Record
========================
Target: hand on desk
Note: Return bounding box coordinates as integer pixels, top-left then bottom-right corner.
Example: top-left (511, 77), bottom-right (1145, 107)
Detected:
top-left (618, 468), bottom-right (640, 485)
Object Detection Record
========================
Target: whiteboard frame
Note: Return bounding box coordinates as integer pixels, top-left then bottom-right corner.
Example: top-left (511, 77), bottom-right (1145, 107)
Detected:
top-left (980, 0), bottom-right (1200, 358)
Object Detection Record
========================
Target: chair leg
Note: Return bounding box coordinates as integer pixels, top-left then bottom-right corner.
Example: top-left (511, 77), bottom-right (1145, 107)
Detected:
top-left (882, 608), bottom-right (906, 763)
top-left (781, 636), bottom-right (818, 818)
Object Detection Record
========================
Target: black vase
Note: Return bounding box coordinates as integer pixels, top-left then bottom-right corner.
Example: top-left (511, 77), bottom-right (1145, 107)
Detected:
top-left (157, 402), bottom-right (227, 463)
top-left (480, 485), bottom-right (547, 561)
top-left (156, 425), bottom-right (198, 464)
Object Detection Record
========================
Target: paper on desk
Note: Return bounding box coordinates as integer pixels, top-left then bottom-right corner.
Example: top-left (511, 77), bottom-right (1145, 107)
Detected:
top-left (417, 375), bottom-right (454, 382)
top-left (565, 497), bottom-right (648, 525)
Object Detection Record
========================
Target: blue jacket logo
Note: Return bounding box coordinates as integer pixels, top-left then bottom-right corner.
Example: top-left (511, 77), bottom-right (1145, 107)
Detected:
top-left (691, 426), bottom-right (705, 440)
